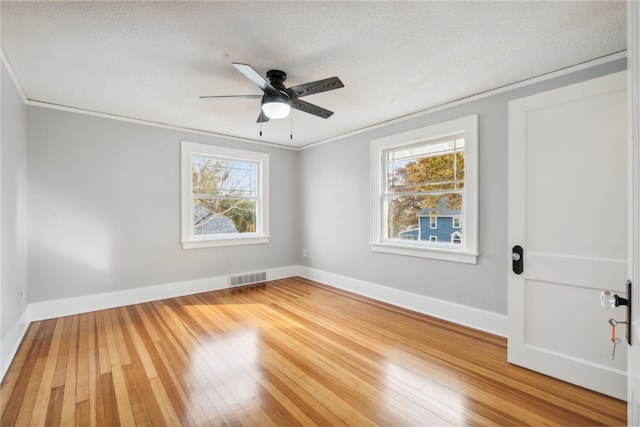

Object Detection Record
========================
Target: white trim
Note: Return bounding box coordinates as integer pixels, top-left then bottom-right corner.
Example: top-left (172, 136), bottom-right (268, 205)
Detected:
top-left (25, 99), bottom-right (297, 150)
top-left (430, 217), bottom-right (437, 229)
top-left (298, 266), bottom-right (507, 337)
top-left (370, 242), bottom-right (478, 264)
top-left (182, 236), bottom-right (270, 249)
top-left (370, 115), bottom-right (478, 264)
top-left (29, 266), bottom-right (298, 322)
top-left (180, 141), bottom-right (270, 249)
top-left (627, 0), bottom-right (640, 421)
top-left (0, 308), bottom-right (29, 381)
top-left (1, 51), bottom-right (28, 103)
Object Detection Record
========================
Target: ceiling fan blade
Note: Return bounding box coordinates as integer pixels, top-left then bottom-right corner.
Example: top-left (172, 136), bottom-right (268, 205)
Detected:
top-left (291, 99), bottom-right (334, 119)
top-left (233, 63), bottom-right (280, 95)
top-left (288, 77), bottom-right (344, 98)
top-left (199, 95), bottom-right (262, 100)
top-left (257, 110), bottom-right (270, 123)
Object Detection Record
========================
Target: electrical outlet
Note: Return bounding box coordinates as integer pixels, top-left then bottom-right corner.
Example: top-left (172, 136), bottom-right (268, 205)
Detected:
top-left (302, 248), bottom-right (307, 257)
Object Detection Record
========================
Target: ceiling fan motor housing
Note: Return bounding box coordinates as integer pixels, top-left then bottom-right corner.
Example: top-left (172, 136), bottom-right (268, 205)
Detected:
top-left (266, 70), bottom-right (287, 88)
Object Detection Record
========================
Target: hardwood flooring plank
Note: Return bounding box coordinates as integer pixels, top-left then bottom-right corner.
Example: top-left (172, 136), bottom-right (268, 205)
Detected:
top-left (59, 315), bottom-right (79, 427)
top-left (74, 400), bottom-right (90, 427)
top-left (75, 313), bottom-right (91, 406)
top-left (51, 318), bottom-right (73, 389)
top-left (98, 372), bottom-right (118, 427)
top-left (12, 355), bottom-right (46, 426)
top-left (30, 319), bottom-right (65, 426)
top-left (94, 311), bottom-right (111, 376)
top-left (86, 312), bottom-right (98, 427)
top-left (44, 386), bottom-right (64, 427)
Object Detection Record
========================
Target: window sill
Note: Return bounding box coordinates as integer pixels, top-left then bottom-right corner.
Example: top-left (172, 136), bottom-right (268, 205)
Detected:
top-left (370, 242), bottom-right (478, 264)
top-left (182, 235), bottom-right (270, 249)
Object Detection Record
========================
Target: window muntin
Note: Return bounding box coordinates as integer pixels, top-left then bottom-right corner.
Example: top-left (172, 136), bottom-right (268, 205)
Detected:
top-left (370, 115), bottom-right (478, 264)
top-left (181, 142), bottom-right (269, 249)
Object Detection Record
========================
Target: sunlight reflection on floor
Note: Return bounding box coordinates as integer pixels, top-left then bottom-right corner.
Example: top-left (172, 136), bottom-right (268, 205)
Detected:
top-left (385, 360), bottom-right (467, 425)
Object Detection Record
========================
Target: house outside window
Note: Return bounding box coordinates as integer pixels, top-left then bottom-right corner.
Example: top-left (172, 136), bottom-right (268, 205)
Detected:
top-left (370, 115), bottom-right (478, 264)
top-left (181, 141), bottom-right (269, 249)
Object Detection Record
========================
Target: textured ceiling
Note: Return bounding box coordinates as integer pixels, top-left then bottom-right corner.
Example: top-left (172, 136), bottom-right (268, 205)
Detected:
top-left (1, 1), bottom-right (627, 148)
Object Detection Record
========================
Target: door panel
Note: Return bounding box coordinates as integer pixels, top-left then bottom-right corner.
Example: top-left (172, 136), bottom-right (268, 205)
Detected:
top-left (508, 71), bottom-right (628, 399)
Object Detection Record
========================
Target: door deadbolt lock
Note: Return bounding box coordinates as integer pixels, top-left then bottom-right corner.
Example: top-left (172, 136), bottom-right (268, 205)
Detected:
top-left (512, 245), bottom-right (523, 274)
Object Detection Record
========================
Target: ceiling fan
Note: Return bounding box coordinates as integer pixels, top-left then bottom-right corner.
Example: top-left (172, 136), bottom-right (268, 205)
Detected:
top-left (200, 63), bottom-right (344, 123)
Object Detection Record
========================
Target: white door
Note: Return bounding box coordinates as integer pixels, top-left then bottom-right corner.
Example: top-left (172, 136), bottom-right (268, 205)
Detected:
top-left (508, 71), bottom-right (628, 400)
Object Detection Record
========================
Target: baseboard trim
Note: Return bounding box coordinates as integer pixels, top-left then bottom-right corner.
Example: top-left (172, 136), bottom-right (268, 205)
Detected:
top-left (29, 265), bottom-right (299, 322)
top-left (5, 264), bottom-right (504, 383)
top-left (1, 307), bottom-right (30, 381)
top-left (298, 266), bottom-right (507, 337)
top-left (28, 264), bottom-right (507, 333)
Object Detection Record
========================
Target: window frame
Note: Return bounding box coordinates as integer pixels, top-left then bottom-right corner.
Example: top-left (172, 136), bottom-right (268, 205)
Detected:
top-left (369, 115), bottom-right (478, 264)
top-left (181, 141), bottom-right (270, 249)
top-left (430, 216), bottom-right (438, 229)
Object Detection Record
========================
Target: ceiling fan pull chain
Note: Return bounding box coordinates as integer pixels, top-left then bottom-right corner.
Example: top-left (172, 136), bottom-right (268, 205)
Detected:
top-left (259, 122), bottom-right (262, 137)
top-left (290, 113), bottom-right (293, 140)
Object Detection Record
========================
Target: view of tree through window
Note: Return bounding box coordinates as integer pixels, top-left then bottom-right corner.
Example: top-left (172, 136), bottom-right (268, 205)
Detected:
top-left (384, 135), bottom-right (465, 245)
top-left (191, 156), bottom-right (258, 235)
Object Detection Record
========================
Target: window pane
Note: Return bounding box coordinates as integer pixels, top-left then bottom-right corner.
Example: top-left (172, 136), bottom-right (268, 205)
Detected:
top-left (386, 195), bottom-right (423, 239)
top-left (387, 193), bottom-right (463, 244)
top-left (193, 197), bottom-right (256, 235)
top-left (386, 137), bottom-right (464, 194)
top-left (192, 156), bottom-right (257, 198)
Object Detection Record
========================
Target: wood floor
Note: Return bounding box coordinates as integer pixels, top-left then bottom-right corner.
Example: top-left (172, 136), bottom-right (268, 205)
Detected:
top-left (1, 277), bottom-right (627, 426)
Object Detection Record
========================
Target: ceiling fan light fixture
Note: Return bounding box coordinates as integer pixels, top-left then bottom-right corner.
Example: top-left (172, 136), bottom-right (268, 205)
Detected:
top-left (261, 94), bottom-right (291, 119)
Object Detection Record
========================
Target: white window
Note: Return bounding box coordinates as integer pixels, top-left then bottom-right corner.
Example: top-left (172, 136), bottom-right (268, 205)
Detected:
top-left (370, 115), bottom-right (478, 264)
top-left (451, 232), bottom-right (462, 245)
top-left (430, 236), bottom-right (438, 243)
top-left (181, 141), bottom-right (269, 249)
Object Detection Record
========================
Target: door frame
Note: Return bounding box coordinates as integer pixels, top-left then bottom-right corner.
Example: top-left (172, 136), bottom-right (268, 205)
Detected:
top-left (627, 0), bottom-right (640, 423)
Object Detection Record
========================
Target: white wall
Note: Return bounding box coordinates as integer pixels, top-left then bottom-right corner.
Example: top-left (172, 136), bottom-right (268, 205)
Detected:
top-left (26, 107), bottom-right (299, 302)
top-left (298, 58), bottom-right (627, 316)
top-left (1, 59), bottom-right (29, 376)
